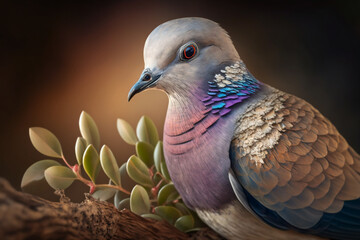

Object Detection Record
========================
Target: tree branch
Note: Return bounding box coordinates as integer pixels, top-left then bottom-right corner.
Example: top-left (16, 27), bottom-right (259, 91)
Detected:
top-left (0, 178), bottom-right (223, 240)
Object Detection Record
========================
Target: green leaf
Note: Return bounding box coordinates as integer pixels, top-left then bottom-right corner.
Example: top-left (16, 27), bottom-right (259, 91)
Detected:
top-left (83, 144), bottom-right (100, 182)
top-left (154, 206), bottom-right (182, 225)
top-left (92, 187), bottom-right (117, 201)
top-left (100, 145), bottom-right (121, 186)
top-left (190, 210), bottom-right (207, 228)
top-left (153, 141), bottom-right (164, 172)
top-left (141, 214), bottom-right (162, 221)
top-left (175, 215), bottom-right (194, 232)
top-left (157, 183), bottom-right (179, 205)
top-left (126, 155), bottom-right (153, 187)
top-left (119, 163), bottom-right (135, 187)
top-left (160, 161), bottom-right (171, 180)
top-left (75, 137), bottom-right (87, 166)
top-left (21, 176), bottom-right (55, 196)
top-left (79, 111), bottom-right (100, 150)
top-left (120, 162), bottom-right (127, 176)
top-left (114, 189), bottom-right (129, 208)
top-left (29, 127), bottom-right (63, 158)
top-left (152, 173), bottom-right (162, 184)
top-left (117, 118), bottom-right (137, 145)
top-left (21, 160), bottom-right (61, 189)
top-left (119, 162), bottom-right (128, 183)
top-left (117, 198), bottom-right (130, 210)
top-left (136, 116), bottom-right (159, 147)
top-left (152, 173), bottom-right (166, 189)
top-left (130, 185), bottom-right (150, 215)
top-left (114, 198), bottom-right (130, 210)
top-left (44, 166), bottom-right (76, 190)
top-left (136, 141), bottom-right (154, 168)
top-left (174, 203), bottom-right (191, 215)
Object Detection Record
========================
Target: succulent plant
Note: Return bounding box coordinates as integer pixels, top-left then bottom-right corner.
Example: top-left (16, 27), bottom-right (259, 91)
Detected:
top-left (22, 111), bottom-right (204, 232)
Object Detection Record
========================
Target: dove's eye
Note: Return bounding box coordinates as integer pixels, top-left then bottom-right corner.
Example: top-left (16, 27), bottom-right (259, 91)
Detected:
top-left (180, 43), bottom-right (198, 61)
top-left (143, 73), bottom-right (151, 81)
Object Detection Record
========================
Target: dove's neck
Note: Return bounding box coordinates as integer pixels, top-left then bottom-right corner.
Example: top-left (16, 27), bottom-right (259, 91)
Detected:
top-left (164, 89), bottom-right (208, 137)
top-left (163, 89), bottom-right (234, 209)
top-left (162, 81), bottom-right (262, 208)
top-left (161, 58), bottom-right (272, 209)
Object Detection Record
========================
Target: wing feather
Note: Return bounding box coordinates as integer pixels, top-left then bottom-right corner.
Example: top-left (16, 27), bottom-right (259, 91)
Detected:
top-left (230, 89), bottom-right (360, 237)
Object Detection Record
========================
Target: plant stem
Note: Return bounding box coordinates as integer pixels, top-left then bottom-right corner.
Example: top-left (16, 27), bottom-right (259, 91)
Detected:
top-left (155, 172), bottom-right (170, 184)
top-left (62, 156), bottom-right (95, 192)
top-left (155, 179), bottom-right (164, 189)
top-left (61, 156), bottom-right (130, 195)
top-left (61, 155), bottom-right (73, 169)
top-left (72, 165), bottom-right (93, 189)
top-left (95, 184), bottom-right (130, 195)
top-left (149, 166), bottom-right (154, 179)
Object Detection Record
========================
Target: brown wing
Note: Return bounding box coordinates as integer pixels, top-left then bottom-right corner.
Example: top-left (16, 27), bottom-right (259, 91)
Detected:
top-left (231, 91), bottom-right (360, 228)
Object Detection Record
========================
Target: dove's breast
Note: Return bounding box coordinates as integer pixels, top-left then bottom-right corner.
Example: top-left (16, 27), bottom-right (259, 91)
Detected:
top-left (162, 84), bottom-right (273, 210)
top-left (163, 113), bottom-right (237, 210)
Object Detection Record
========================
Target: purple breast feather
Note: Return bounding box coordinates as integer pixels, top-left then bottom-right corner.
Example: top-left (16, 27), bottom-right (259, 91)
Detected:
top-left (165, 62), bottom-right (260, 151)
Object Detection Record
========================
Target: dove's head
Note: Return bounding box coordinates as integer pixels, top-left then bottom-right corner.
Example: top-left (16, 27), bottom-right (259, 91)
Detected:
top-left (128, 17), bottom-right (240, 100)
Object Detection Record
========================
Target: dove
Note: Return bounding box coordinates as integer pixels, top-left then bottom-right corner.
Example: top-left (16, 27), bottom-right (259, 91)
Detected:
top-left (128, 17), bottom-right (360, 240)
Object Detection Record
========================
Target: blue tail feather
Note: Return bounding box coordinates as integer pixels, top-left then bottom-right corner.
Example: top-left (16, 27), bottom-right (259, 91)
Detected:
top-left (244, 188), bottom-right (360, 240)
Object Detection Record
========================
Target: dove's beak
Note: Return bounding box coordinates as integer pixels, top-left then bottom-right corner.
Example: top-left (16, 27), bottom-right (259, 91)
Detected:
top-left (128, 70), bottom-right (162, 101)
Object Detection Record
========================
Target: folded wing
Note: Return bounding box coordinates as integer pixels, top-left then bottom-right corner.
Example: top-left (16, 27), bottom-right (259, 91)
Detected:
top-left (230, 91), bottom-right (360, 239)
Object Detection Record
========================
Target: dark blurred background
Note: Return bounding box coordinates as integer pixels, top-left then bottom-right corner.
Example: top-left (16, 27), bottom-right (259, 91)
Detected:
top-left (1, 0), bottom-right (359, 202)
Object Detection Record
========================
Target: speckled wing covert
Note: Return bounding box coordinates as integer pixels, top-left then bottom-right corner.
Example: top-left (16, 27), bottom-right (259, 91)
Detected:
top-left (230, 90), bottom-right (360, 239)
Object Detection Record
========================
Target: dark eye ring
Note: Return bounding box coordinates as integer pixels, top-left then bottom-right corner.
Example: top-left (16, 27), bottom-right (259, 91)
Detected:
top-left (180, 43), bottom-right (198, 61)
top-left (143, 73), bottom-right (151, 81)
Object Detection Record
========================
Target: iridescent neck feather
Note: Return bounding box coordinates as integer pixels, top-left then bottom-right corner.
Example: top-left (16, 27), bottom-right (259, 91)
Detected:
top-left (163, 61), bottom-right (262, 208)
top-left (164, 61), bottom-right (261, 155)
top-left (202, 61), bottom-right (260, 116)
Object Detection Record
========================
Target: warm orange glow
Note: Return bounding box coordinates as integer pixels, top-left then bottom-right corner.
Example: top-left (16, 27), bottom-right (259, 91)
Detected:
top-left (1, 1), bottom-right (359, 201)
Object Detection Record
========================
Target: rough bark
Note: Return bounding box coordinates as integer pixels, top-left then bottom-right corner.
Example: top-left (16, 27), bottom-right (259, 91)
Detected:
top-left (0, 178), bottom-right (223, 240)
